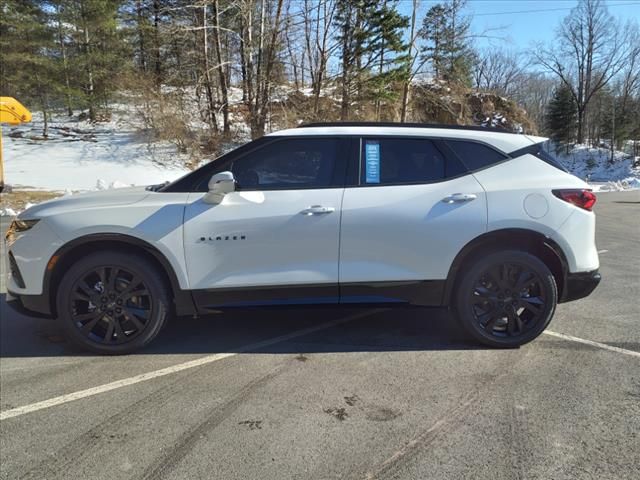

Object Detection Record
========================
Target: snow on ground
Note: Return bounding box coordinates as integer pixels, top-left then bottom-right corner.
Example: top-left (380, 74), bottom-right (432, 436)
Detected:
top-left (0, 207), bottom-right (17, 216)
top-left (555, 144), bottom-right (639, 186)
top-left (3, 109), bottom-right (191, 191)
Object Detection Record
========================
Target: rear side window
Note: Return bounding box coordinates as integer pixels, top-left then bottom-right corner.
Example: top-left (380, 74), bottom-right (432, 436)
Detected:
top-left (360, 138), bottom-right (465, 185)
top-left (445, 140), bottom-right (507, 171)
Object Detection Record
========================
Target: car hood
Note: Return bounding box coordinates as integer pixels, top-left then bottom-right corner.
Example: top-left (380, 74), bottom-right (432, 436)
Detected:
top-left (19, 186), bottom-right (152, 219)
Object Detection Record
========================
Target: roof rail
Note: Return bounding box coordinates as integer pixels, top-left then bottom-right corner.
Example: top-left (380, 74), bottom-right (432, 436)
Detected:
top-left (297, 121), bottom-right (514, 133)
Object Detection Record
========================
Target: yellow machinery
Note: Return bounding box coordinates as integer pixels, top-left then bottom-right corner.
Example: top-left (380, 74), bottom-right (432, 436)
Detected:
top-left (0, 97), bottom-right (32, 192)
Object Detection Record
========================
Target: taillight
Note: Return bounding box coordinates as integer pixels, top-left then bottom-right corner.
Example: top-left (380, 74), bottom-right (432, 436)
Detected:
top-left (552, 189), bottom-right (596, 211)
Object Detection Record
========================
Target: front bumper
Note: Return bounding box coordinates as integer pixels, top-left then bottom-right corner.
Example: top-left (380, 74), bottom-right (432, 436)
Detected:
top-left (560, 269), bottom-right (601, 303)
top-left (6, 291), bottom-right (53, 318)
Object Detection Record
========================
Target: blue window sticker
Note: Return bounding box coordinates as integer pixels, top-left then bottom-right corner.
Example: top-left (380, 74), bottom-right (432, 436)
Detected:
top-left (365, 141), bottom-right (380, 183)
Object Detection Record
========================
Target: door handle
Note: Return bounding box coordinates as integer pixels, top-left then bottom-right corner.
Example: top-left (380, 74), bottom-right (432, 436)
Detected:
top-left (442, 193), bottom-right (477, 203)
top-left (300, 205), bottom-right (335, 215)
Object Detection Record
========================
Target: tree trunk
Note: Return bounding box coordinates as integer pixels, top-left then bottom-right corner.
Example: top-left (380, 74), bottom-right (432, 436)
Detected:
top-left (313, 0), bottom-right (334, 115)
top-left (340, 6), bottom-right (352, 121)
top-left (400, 0), bottom-right (418, 122)
top-left (200, 5), bottom-right (218, 132)
top-left (254, 0), bottom-right (284, 138)
top-left (56, 2), bottom-right (73, 116)
top-left (576, 108), bottom-right (585, 144)
top-left (135, 0), bottom-right (148, 73)
top-left (153, 0), bottom-right (161, 89)
top-left (253, 0), bottom-right (266, 131)
top-left (79, 1), bottom-right (96, 122)
top-left (212, 0), bottom-right (230, 134)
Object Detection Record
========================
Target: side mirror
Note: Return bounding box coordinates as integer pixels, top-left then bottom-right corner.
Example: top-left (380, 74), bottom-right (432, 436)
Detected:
top-left (203, 171), bottom-right (235, 204)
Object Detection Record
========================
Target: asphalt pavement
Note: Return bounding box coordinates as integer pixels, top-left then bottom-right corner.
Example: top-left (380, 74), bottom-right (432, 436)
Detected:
top-left (1, 191), bottom-right (638, 480)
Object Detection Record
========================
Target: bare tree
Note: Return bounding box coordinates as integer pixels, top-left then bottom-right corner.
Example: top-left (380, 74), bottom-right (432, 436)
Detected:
top-left (512, 72), bottom-right (557, 131)
top-left (533, 0), bottom-right (634, 143)
top-left (195, 4), bottom-right (218, 133)
top-left (237, 0), bottom-right (285, 137)
top-left (309, 0), bottom-right (337, 114)
top-left (473, 50), bottom-right (524, 96)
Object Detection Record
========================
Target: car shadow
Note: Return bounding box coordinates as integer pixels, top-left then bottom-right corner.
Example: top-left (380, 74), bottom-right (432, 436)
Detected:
top-left (0, 294), bottom-right (488, 358)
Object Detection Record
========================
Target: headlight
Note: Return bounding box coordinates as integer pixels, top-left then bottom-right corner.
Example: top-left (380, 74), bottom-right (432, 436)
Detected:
top-left (12, 219), bottom-right (40, 232)
top-left (5, 219), bottom-right (40, 242)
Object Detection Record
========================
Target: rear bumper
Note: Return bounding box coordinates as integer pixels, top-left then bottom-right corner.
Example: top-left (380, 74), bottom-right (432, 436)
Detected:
top-left (5, 291), bottom-right (53, 318)
top-left (560, 270), bottom-right (601, 303)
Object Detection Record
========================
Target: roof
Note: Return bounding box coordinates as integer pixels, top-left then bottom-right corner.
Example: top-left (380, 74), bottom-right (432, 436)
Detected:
top-left (267, 124), bottom-right (544, 154)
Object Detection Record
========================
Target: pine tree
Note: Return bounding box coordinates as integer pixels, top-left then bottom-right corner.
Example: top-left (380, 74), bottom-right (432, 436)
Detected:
top-left (419, 0), bottom-right (474, 85)
top-left (545, 84), bottom-right (578, 149)
top-left (419, 4), bottom-right (447, 80)
top-left (368, 0), bottom-right (409, 119)
top-left (335, 0), bottom-right (409, 120)
top-left (0, 0), bottom-right (58, 136)
top-left (334, 0), bottom-right (378, 120)
top-left (68, 0), bottom-right (125, 121)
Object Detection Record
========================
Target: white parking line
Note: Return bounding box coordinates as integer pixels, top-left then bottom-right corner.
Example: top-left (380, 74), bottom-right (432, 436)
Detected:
top-left (0, 309), bottom-right (380, 422)
top-left (544, 330), bottom-right (640, 358)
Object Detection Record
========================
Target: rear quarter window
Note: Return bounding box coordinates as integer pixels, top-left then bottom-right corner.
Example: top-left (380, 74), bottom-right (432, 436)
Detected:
top-left (509, 142), bottom-right (569, 172)
top-left (445, 140), bottom-right (508, 171)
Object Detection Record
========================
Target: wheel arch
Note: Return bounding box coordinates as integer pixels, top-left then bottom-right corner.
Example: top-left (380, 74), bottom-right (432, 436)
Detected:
top-left (443, 228), bottom-right (569, 305)
top-left (44, 233), bottom-right (197, 317)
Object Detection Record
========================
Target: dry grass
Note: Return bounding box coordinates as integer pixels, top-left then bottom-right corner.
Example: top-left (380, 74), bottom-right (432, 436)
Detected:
top-left (0, 190), bottom-right (61, 214)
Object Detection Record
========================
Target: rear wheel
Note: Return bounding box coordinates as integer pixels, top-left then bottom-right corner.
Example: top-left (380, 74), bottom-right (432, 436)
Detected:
top-left (454, 251), bottom-right (557, 348)
top-left (56, 251), bottom-right (171, 354)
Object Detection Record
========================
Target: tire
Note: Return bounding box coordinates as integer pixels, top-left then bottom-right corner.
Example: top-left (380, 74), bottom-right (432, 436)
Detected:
top-left (56, 251), bottom-right (171, 354)
top-left (454, 250), bottom-right (557, 348)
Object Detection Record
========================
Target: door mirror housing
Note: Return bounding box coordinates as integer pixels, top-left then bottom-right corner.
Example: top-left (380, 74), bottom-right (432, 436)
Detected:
top-left (204, 171), bottom-right (235, 204)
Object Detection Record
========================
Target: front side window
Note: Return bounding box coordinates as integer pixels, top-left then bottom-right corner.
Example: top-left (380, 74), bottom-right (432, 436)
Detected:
top-left (231, 138), bottom-right (341, 190)
top-left (360, 138), bottom-right (459, 185)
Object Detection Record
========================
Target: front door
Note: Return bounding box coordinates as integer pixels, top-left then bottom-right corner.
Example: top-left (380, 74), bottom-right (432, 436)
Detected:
top-left (183, 137), bottom-right (348, 309)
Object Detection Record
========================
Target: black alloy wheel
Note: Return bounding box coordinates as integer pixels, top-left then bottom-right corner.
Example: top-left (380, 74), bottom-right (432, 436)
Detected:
top-left (471, 262), bottom-right (546, 337)
top-left (69, 266), bottom-right (152, 345)
top-left (57, 252), bottom-right (170, 354)
top-left (455, 251), bottom-right (557, 347)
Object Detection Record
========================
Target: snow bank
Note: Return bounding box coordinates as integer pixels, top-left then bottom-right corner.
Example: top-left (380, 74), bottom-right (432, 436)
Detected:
top-left (3, 110), bottom-right (190, 191)
top-left (0, 207), bottom-right (18, 216)
top-left (589, 178), bottom-right (640, 192)
top-left (556, 144), bottom-right (639, 185)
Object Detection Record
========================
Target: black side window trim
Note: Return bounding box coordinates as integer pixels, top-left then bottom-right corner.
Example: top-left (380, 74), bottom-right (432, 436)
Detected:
top-left (354, 136), bottom-right (469, 187)
top-left (509, 144), bottom-right (569, 172)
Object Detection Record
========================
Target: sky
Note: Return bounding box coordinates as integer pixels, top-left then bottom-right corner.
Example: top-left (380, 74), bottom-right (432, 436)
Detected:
top-left (399, 0), bottom-right (640, 51)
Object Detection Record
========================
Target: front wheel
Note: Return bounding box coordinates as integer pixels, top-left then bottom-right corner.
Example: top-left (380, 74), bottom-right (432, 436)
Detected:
top-left (56, 251), bottom-right (171, 354)
top-left (454, 251), bottom-right (557, 348)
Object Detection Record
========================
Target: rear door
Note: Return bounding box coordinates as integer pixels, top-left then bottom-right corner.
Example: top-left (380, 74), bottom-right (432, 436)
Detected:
top-left (338, 136), bottom-right (488, 305)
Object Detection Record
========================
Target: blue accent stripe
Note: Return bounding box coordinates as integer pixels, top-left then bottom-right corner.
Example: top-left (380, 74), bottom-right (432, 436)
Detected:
top-left (340, 295), bottom-right (405, 304)
top-left (213, 296), bottom-right (340, 308)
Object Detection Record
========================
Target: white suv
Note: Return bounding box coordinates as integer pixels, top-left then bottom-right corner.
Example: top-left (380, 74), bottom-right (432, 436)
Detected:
top-left (5, 123), bottom-right (601, 354)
